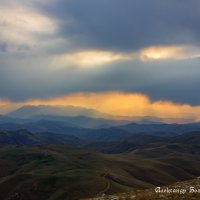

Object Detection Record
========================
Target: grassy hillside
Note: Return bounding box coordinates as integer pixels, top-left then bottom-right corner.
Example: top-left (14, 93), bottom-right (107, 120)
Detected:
top-left (0, 140), bottom-right (200, 200)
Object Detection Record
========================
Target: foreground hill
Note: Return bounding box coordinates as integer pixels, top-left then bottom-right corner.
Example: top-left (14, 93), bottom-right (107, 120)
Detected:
top-left (0, 131), bottom-right (200, 200)
top-left (83, 178), bottom-right (200, 200)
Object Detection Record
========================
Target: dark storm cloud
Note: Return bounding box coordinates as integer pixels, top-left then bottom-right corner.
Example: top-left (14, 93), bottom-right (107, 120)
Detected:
top-left (42, 0), bottom-right (200, 52)
top-left (1, 0), bottom-right (200, 106)
top-left (1, 55), bottom-right (200, 105)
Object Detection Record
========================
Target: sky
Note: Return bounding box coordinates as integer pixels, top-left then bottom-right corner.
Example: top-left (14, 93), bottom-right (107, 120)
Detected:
top-left (1, 0), bottom-right (200, 121)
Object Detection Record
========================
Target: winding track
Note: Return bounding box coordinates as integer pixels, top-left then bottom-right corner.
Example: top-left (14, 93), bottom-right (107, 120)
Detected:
top-left (97, 170), bottom-right (111, 196)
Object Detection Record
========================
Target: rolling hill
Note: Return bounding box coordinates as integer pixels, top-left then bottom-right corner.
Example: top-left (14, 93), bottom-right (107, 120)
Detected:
top-left (0, 131), bottom-right (200, 199)
top-left (0, 130), bottom-right (82, 146)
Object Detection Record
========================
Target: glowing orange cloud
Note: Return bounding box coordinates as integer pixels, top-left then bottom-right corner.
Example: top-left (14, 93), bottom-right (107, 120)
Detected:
top-left (0, 99), bottom-right (20, 114)
top-left (19, 92), bottom-right (200, 123)
top-left (0, 99), bottom-right (11, 106)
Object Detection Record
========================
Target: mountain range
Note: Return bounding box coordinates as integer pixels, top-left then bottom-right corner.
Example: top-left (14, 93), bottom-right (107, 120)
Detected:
top-left (6, 105), bottom-right (193, 124)
top-left (0, 105), bottom-right (200, 199)
top-left (7, 105), bottom-right (112, 119)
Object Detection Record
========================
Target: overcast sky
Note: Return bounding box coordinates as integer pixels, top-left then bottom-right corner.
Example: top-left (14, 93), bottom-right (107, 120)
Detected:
top-left (1, 0), bottom-right (200, 119)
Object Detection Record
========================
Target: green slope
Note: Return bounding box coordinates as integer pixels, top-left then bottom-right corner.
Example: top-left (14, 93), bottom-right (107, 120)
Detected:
top-left (0, 142), bottom-right (200, 200)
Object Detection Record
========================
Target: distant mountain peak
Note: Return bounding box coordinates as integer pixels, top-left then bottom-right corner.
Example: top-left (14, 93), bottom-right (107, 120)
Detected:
top-left (6, 105), bottom-right (111, 119)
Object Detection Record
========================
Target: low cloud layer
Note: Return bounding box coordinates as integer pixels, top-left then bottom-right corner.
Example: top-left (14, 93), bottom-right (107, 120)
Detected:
top-left (1, 92), bottom-right (200, 123)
